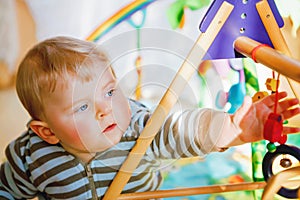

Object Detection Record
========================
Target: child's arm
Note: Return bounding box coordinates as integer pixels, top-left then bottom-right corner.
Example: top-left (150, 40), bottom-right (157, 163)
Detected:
top-left (215, 91), bottom-right (300, 148)
top-left (149, 91), bottom-right (300, 158)
top-left (149, 107), bottom-right (242, 158)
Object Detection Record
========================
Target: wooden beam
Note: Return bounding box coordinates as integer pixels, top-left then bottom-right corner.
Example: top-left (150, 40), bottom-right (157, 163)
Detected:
top-left (118, 182), bottom-right (267, 200)
top-left (234, 36), bottom-right (300, 83)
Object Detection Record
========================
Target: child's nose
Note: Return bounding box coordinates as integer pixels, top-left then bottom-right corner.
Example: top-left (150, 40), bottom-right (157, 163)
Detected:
top-left (95, 101), bottom-right (111, 119)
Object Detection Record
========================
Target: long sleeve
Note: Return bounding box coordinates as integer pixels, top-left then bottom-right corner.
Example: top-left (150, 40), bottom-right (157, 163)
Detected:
top-left (149, 108), bottom-right (243, 159)
top-left (0, 184), bottom-right (17, 200)
top-left (0, 139), bottom-right (38, 199)
top-left (0, 162), bottom-right (32, 199)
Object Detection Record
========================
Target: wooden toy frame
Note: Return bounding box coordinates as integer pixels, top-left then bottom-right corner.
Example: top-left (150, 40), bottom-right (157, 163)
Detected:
top-left (99, 0), bottom-right (300, 199)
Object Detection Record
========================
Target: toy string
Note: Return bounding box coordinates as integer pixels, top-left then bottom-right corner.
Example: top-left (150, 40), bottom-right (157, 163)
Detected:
top-left (127, 9), bottom-right (147, 100)
top-left (273, 72), bottom-right (280, 114)
top-left (127, 9), bottom-right (147, 50)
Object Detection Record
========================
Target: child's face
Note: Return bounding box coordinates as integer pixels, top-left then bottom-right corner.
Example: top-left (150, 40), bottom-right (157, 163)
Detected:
top-left (41, 67), bottom-right (131, 158)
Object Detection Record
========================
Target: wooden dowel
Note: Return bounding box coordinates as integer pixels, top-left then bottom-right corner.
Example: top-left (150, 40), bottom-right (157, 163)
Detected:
top-left (102, 2), bottom-right (234, 199)
top-left (118, 182), bottom-right (266, 200)
top-left (234, 36), bottom-right (300, 83)
top-left (256, 0), bottom-right (300, 99)
top-left (256, 0), bottom-right (291, 55)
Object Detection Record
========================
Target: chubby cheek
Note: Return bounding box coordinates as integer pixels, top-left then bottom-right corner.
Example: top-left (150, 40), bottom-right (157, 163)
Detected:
top-left (72, 117), bottom-right (104, 146)
top-left (112, 99), bottom-right (131, 131)
top-left (52, 115), bottom-right (91, 150)
top-left (61, 122), bottom-right (85, 147)
top-left (73, 118), bottom-right (95, 137)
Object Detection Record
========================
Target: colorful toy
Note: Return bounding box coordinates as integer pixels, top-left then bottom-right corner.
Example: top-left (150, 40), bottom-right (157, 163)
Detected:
top-left (263, 113), bottom-right (286, 145)
top-left (236, 37), bottom-right (300, 200)
top-left (199, 0), bottom-right (283, 60)
top-left (265, 78), bottom-right (279, 92)
top-left (127, 8), bottom-right (147, 100)
top-left (215, 59), bottom-right (246, 114)
top-left (263, 144), bottom-right (300, 199)
top-left (259, 71), bottom-right (300, 199)
top-left (84, 0), bottom-right (300, 199)
top-left (252, 91), bottom-right (268, 102)
top-left (167, 0), bottom-right (210, 29)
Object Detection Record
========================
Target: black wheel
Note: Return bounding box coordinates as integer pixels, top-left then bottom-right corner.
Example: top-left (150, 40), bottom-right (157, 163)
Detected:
top-left (262, 144), bottom-right (300, 199)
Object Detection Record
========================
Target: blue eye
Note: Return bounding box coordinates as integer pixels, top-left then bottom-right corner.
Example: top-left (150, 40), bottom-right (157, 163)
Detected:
top-left (76, 104), bottom-right (88, 113)
top-left (106, 89), bottom-right (115, 97)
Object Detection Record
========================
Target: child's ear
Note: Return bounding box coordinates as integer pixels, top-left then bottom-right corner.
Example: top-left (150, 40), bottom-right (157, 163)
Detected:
top-left (29, 120), bottom-right (59, 144)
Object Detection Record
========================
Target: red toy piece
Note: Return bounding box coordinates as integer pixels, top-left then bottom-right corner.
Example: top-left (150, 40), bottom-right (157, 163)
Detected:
top-left (263, 112), bottom-right (287, 144)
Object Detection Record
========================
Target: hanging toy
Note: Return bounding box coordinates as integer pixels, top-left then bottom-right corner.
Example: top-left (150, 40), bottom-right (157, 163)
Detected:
top-left (167, 0), bottom-right (210, 29)
top-left (252, 91), bottom-right (268, 102)
top-left (127, 9), bottom-right (147, 100)
top-left (263, 113), bottom-right (287, 145)
top-left (262, 72), bottom-right (300, 199)
top-left (262, 144), bottom-right (300, 199)
top-left (265, 78), bottom-right (279, 93)
top-left (215, 59), bottom-right (246, 114)
top-left (135, 55), bottom-right (142, 100)
top-left (263, 72), bottom-right (287, 144)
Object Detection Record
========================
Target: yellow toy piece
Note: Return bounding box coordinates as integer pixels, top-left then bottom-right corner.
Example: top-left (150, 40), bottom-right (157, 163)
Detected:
top-left (265, 78), bottom-right (279, 92)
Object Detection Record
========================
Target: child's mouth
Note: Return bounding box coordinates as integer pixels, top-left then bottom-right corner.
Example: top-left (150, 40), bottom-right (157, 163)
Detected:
top-left (103, 123), bottom-right (117, 133)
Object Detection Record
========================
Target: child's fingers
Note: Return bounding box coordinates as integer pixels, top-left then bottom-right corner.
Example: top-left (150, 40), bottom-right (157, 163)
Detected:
top-left (260, 91), bottom-right (288, 107)
top-left (274, 91), bottom-right (289, 100)
top-left (281, 107), bottom-right (300, 120)
top-left (276, 98), bottom-right (300, 114)
top-left (283, 126), bottom-right (300, 135)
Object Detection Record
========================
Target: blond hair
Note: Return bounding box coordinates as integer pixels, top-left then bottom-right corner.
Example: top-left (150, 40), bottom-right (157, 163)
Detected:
top-left (16, 36), bottom-right (112, 120)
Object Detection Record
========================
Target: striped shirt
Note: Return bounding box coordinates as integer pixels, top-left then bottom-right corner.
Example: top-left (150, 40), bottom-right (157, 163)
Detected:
top-left (0, 99), bottom-right (231, 199)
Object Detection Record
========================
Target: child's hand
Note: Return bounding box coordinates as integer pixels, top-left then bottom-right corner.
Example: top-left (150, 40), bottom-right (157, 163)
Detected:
top-left (232, 91), bottom-right (300, 144)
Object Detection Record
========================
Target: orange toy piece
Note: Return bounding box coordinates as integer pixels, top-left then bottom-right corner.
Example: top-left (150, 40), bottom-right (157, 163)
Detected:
top-left (252, 91), bottom-right (269, 102)
top-left (135, 56), bottom-right (142, 100)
